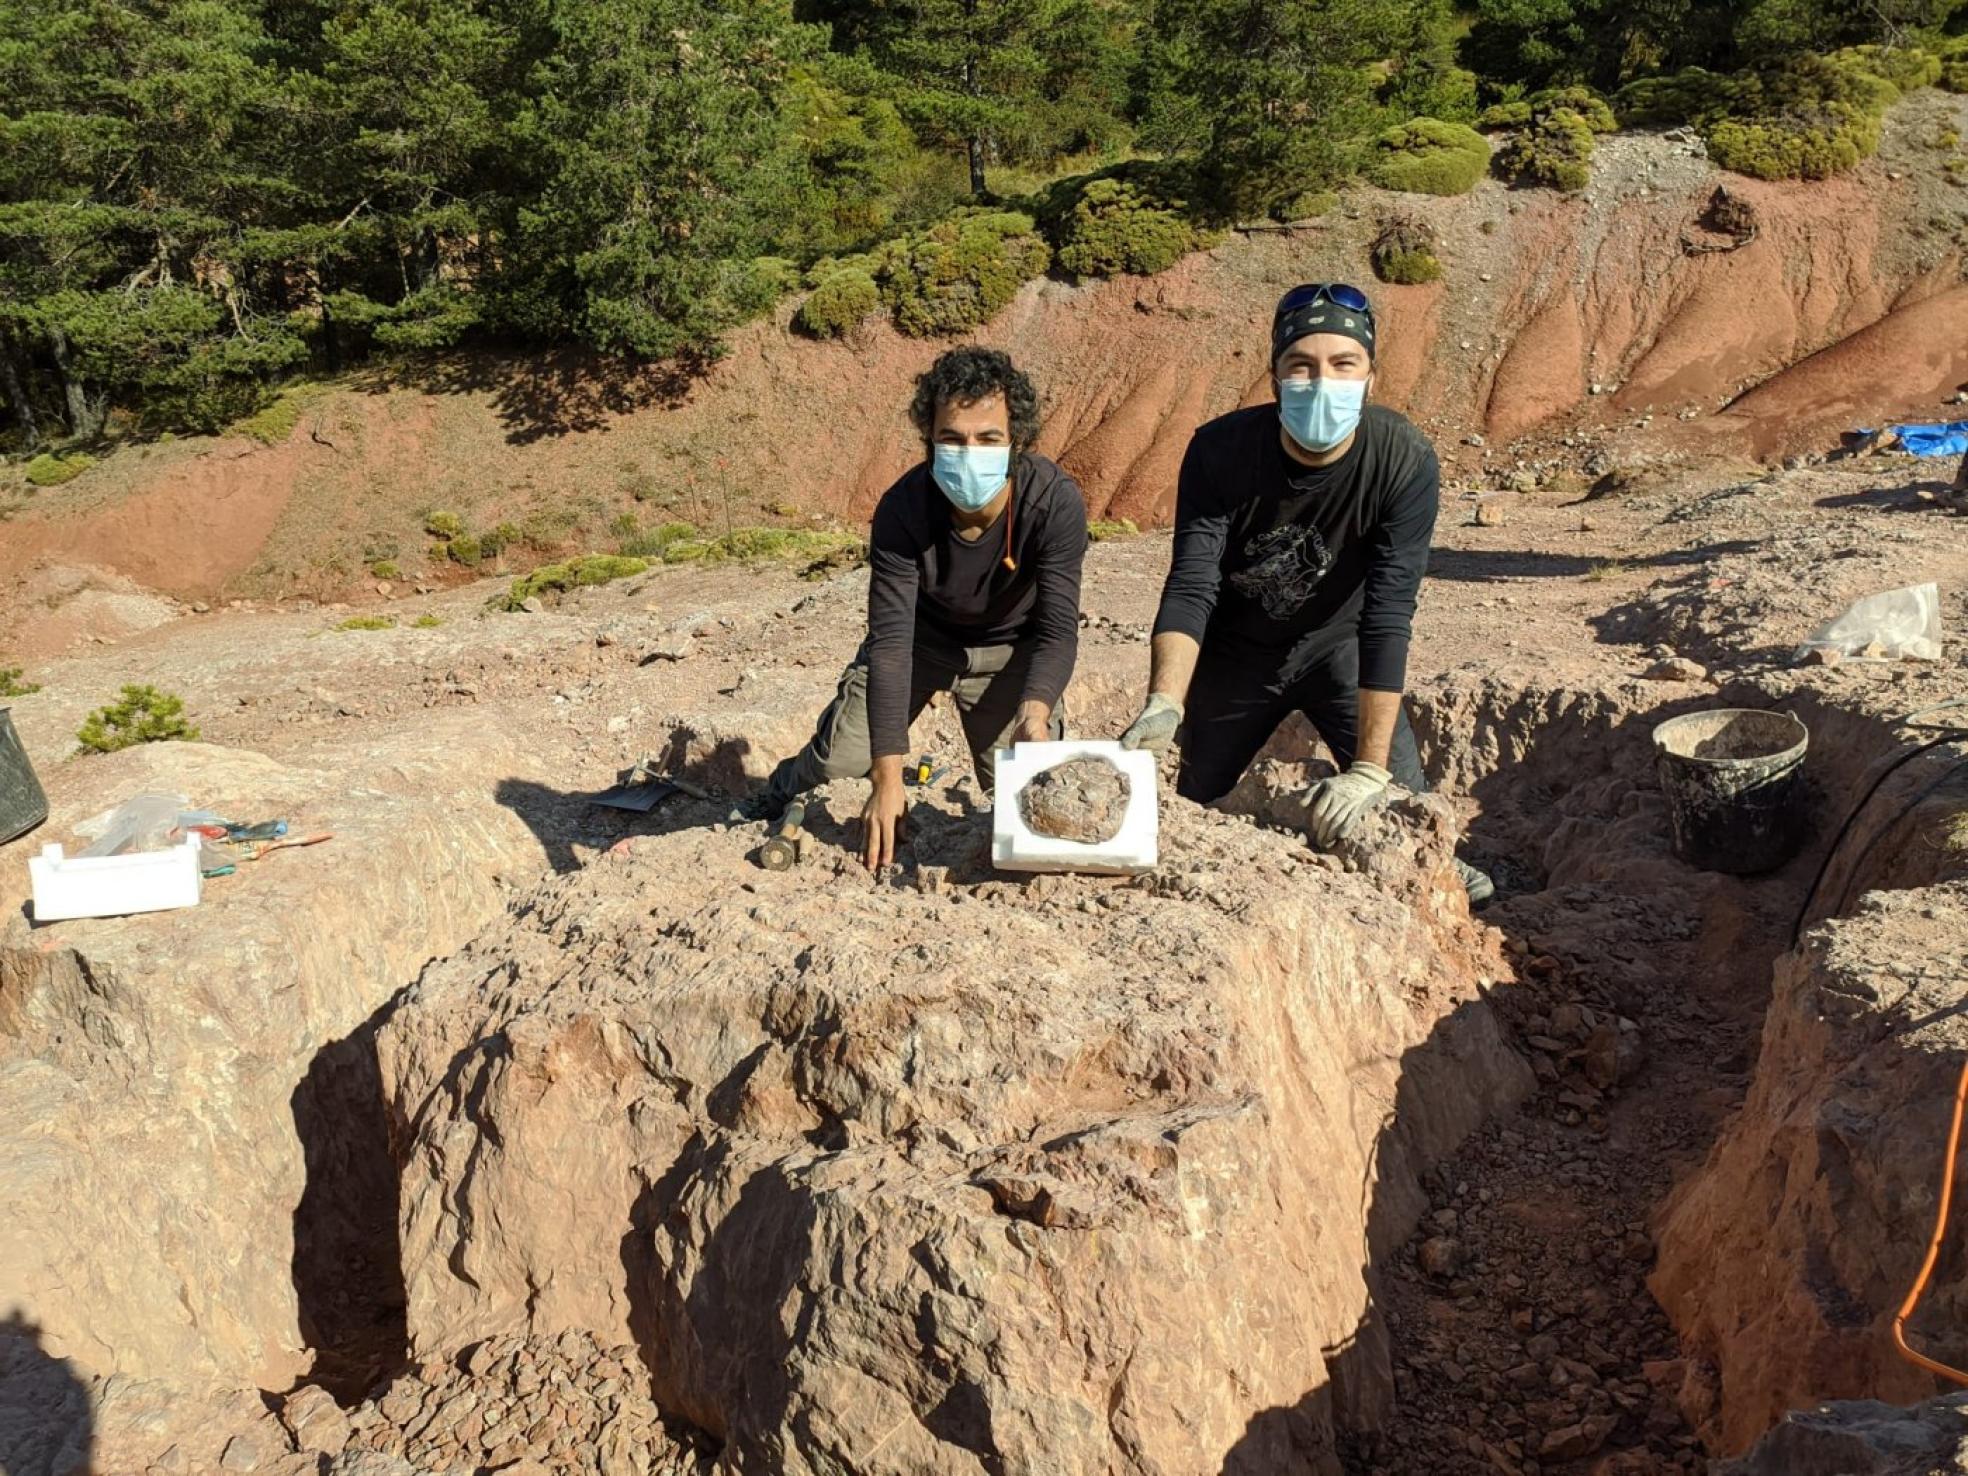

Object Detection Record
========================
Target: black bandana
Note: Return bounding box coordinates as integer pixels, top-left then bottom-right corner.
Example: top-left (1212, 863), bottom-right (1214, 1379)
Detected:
top-left (1272, 301), bottom-right (1376, 365)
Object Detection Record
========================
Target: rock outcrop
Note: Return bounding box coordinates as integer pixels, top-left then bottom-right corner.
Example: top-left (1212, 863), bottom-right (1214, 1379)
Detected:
top-left (377, 789), bottom-right (1533, 1473)
top-left (0, 729), bottom-right (557, 1391)
top-left (1717, 1393), bottom-right (1968, 1475)
top-left (1653, 882), bottom-right (1968, 1454)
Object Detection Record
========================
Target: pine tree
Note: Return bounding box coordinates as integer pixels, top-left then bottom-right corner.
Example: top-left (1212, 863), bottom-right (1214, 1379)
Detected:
top-left (493, 0), bottom-right (818, 357)
top-left (1163, 0), bottom-right (1412, 221)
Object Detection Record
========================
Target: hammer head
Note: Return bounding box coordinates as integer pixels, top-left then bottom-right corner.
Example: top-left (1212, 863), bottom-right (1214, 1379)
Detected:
top-left (759, 834), bottom-right (800, 871)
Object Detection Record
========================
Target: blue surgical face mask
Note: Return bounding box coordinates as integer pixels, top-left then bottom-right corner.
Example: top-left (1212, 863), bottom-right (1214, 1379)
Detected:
top-left (1277, 376), bottom-right (1368, 453)
top-left (932, 444), bottom-right (1012, 512)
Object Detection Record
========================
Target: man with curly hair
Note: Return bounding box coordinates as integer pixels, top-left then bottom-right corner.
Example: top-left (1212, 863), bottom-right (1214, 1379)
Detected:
top-left (757, 346), bottom-right (1089, 869)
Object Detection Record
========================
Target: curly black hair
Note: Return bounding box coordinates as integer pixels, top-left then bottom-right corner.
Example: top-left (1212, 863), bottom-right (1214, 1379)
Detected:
top-left (909, 347), bottom-right (1042, 452)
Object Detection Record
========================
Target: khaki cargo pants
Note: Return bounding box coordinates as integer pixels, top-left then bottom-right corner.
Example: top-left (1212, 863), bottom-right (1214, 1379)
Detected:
top-left (762, 627), bottom-right (1065, 809)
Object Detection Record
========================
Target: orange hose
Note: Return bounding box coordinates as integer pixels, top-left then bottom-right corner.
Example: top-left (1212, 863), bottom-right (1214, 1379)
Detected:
top-left (1893, 1053), bottom-right (1968, 1386)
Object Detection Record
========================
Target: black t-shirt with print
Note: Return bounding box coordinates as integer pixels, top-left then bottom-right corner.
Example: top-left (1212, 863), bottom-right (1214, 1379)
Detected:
top-left (1151, 403), bottom-right (1439, 691)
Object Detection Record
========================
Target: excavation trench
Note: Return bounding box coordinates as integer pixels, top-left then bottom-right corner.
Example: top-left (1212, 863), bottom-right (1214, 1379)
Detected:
top-left (6, 672), bottom-right (1961, 1476)
top-left (283, 671), bottom-right (1949, 1476)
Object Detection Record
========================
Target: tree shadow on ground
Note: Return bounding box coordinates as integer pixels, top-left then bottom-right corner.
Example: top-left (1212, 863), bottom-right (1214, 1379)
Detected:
top-left (0, 1308), bottom-right (93, 1476)
top-left (349, 347), bottom-right (713, 446)
top-left (291, 995), bottom-right (410, 1404)
top-left (1427, 540), bottom-right (1759, 584)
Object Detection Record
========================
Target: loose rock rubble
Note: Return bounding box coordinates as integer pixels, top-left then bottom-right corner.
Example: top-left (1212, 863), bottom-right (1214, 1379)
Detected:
top-left (330, 1330), bottom-right (711, 1476)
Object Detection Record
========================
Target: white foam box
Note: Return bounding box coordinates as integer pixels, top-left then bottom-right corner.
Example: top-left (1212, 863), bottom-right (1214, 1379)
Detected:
top-left (992, 739), bottom-right (1159, 876)
top-left (29, 834), bottom-right (205, 922)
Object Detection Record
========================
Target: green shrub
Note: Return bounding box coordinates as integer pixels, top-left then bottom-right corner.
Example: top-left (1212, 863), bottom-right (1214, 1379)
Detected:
top-left (1049, 178), bottom-right (1199, 279)
top-left (1481, 86), bottom-right (1615, 136)
top-left (335, 614), bottom-right (397, 631)
top-left (649, 527), bottom-right (865, 570)
top-left (796, 269), bottom-right (881, 338)
top-left (608, 511), bottom-right (641, 541)
top-left (1833, 44), bottom-right (1940, 95)
top-left (412, 613), bottom-right (443, 629)
top-left (498, 554), bottom-right (652, 609)
top-left (25, 452), bottom-right (95, 487)
top-left (228, 383), bottom-right (327, 444)
top-left (1495, 106), bottom-right (1598, 191)
top-left (1087, 519), bottom-right (1139, 541)
top-left (447, 534), bottom-right (483, 567)
top-left (749, 256), bottom-right (801, 299)
top-left (872, 210), bottom-right (1051, 337)
top-left (483, 522), bottom-right (521, 557)
top-left (617, 520), bottom-right (698, 558)
top-left (1614, 68), bottom-right (1731, 127)
top-left (1376, 249), bottom-right (1444, 284)
top-left (0, 666), bottom-right (42, 697)
top-left (1368, 119), bottom-right (1492, 196)
top-left (1945, 59), bottom-right (1968, 94)
top-left (370, 559), bottom-right (400, 580)
top-left (1373, 217), bottom-right (1444, 284)
top-left (1620, 52), bottom-right (1914, 182)
top-left (1274, 188), bottom-right (1340, 222)
top-left (425, 510), bottom-right (463, 538)
top-left (1706, 111), bottom-right (1876, 179)
top-left (76, 685), bottom-right (198, 753)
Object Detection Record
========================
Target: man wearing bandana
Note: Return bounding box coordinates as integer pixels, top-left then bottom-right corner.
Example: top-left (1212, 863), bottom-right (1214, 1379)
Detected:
top-left (1119, 282), bottom-right (1492, 902)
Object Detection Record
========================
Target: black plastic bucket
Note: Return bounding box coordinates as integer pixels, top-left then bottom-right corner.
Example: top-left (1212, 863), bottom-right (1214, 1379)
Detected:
top-left (1653, 708), bottom-right (1809, 875)
top-left (0, 707), bottom-right (49, 845)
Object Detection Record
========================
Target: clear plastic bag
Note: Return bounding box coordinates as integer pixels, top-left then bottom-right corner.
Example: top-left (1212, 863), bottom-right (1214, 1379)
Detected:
top-left (1794, 582), bottom-right (1943, 664)
top-left (76, 792), bottom-right (192, 858)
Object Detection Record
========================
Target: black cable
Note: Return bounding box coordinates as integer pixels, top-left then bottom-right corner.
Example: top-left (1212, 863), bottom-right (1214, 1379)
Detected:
top-left (1791, 731), bottom-right (1968, 945)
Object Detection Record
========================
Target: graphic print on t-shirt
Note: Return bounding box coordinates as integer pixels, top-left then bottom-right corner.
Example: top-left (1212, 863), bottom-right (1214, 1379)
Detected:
top-left (1228, 521), bottom-right (1335, 620)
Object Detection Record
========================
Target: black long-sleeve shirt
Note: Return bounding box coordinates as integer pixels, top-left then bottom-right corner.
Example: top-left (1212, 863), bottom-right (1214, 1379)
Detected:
top-left (866, 454), bottom-right (1089, 757)
top-left (1152, 404), bottom-right (1439, 691)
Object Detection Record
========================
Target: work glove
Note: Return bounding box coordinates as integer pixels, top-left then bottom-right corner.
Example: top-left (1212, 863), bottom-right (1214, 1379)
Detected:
top-left (1119, 693), bottom-right (1183, 754)
top-left (1304, 761), bottom-right (1393, 848)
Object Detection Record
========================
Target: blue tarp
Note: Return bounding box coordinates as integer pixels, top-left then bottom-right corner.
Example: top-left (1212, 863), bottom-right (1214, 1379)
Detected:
top-left (1886, 420), bottom-right (1968, 458)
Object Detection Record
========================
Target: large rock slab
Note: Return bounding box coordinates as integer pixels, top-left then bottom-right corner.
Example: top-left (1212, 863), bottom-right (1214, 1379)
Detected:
top-left (1653, 881), bottom-right (1968, 1453)
top-left (378, 791), bottom-right (1533, 1473)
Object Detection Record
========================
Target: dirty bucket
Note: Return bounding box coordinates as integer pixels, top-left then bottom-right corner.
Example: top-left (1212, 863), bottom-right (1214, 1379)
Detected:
top-left (0, 707), bottom-right (49, 845)
top-left (1652, 708), bottom-right (1808, 875)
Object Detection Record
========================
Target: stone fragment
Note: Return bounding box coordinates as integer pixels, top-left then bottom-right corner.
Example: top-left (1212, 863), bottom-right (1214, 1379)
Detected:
top-left (1642, 656), bottom-right (1708, 683)
top-left (1418, 1235), bottom-right (1464, 1277)
top-left (1476, 500), bottom-right (1508, 527)
top-left (280, 1386), bottom-right (351, 1458)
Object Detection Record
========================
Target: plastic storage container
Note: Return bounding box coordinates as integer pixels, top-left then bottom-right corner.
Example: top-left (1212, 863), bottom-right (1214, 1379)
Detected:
top-left (30, 834), bottom-right (205, 921)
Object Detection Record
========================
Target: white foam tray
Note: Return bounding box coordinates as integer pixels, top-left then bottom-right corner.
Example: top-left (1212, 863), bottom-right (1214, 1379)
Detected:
top-left (992, 739), bottom-right (1158, 875)
top-left (29, 834), bottom-right (204, 921)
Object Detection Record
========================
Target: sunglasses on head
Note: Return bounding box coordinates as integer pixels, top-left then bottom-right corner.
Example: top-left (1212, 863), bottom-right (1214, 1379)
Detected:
top-left (1275, 282), bottom-right (1373, 318)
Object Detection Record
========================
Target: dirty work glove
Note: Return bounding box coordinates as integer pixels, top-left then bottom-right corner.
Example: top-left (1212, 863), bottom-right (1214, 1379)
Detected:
top-left (1120, 694), bottom-right (1184, 754)
top-left (1305, 762), bottom-right (1393, 848)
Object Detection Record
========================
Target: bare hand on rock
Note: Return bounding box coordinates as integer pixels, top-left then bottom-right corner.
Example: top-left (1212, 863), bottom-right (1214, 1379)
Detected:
top-left (860, 770), bottom-right (907, 871)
